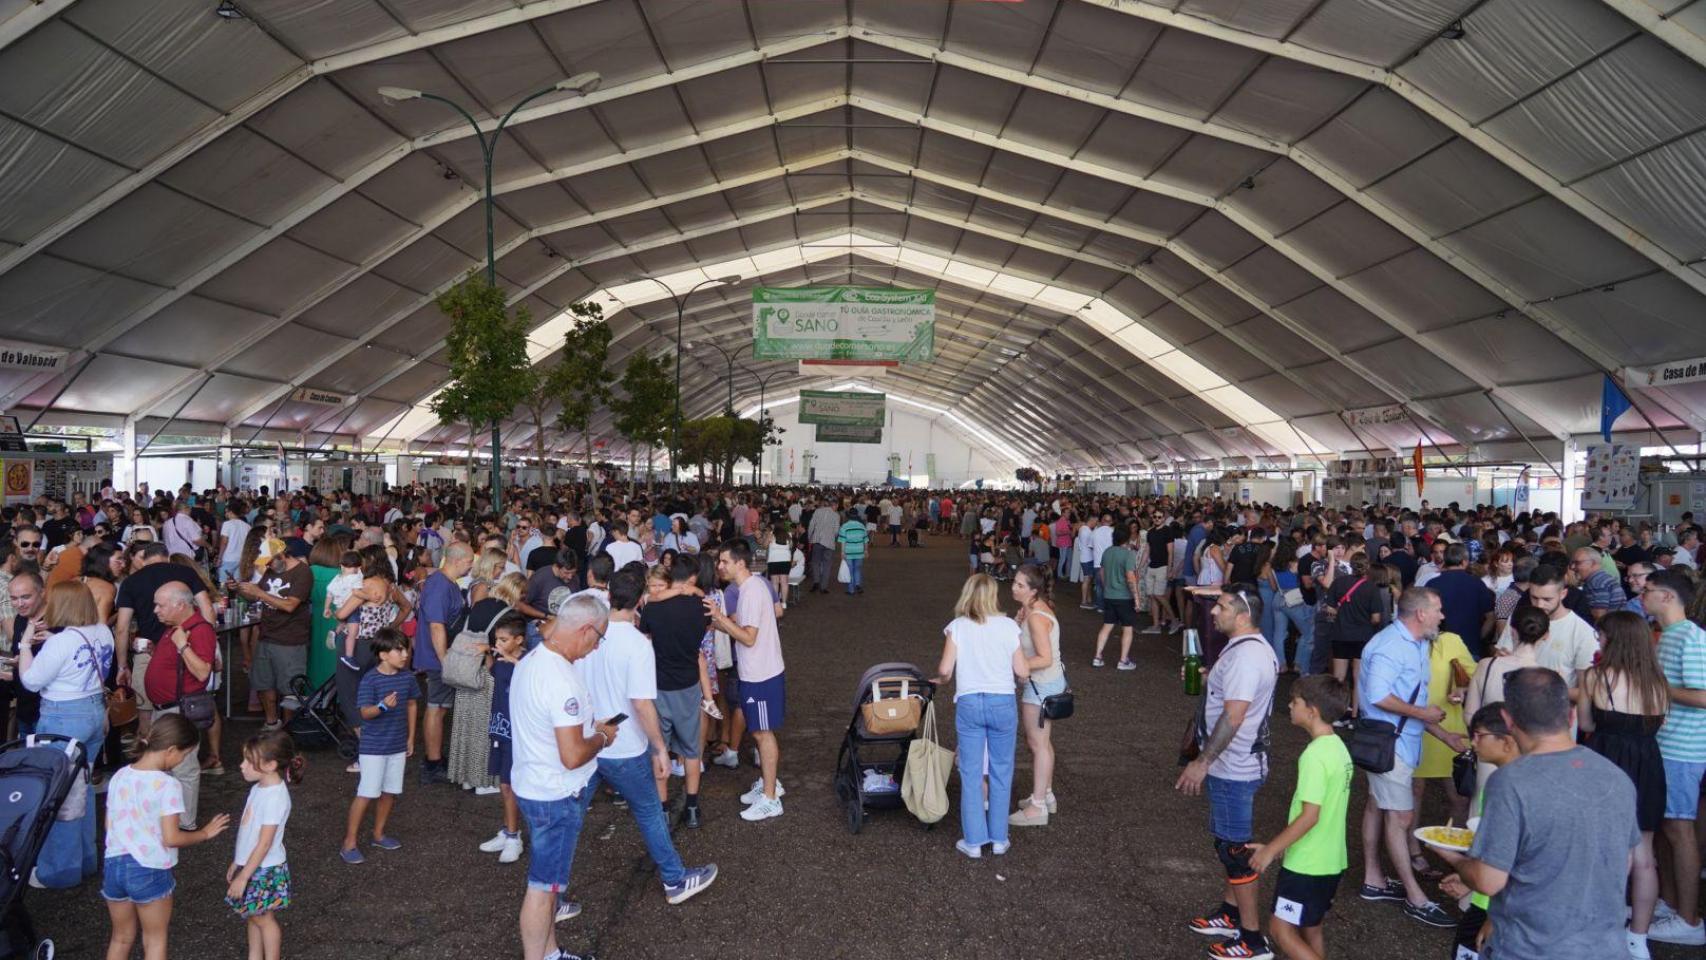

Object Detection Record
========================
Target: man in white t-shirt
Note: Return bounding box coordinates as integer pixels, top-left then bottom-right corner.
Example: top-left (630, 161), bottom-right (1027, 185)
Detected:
top-left (1090, 512), bottom-right (1115, 612)
top-left (510, 593), bottom-right (614, 960)
top-left (577, 569), bottom-right (718, 903)
top-left (217, 500), bottom-right (251, 583)
top-left (1495, 571), bottom-right (1598, 690)
top-left (706, 539), bottom-right (787, 822)
top-left (604, 520), bottom-right (643, 570)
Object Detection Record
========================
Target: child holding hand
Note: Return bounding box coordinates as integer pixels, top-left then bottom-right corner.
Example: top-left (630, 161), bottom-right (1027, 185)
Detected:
top-left (226, 730), bottom-right (303, 960)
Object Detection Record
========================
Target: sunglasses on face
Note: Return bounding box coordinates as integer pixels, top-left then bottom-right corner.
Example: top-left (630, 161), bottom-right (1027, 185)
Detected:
top-left (16, 540), bottom-right (40, 549)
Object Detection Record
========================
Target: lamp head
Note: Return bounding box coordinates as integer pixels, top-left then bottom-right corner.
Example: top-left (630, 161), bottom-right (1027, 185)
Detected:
top-left (377, 86), bottom-right (424, 103)
top-left (714, 274), bottom-right (741, 285)
top-left (557, 72), bottom-right (602, 94)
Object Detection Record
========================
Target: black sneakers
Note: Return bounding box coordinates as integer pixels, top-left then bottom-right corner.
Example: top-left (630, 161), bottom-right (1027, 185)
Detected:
top-left (1207, 932), bottom-right (1274, 960)
top-left (1403, 900), bottom-right (1456, 928)
top-left (1187, 903), bottom-right (1240, 938)
top-left (1359, 879), bottom-right (1406, 902)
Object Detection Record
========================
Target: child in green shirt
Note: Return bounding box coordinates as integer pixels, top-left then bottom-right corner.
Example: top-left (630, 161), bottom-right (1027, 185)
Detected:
top-left (1436, 703), bottom-right (1519, 960)
top-left (1240, 675), bottom-right (1354, 960)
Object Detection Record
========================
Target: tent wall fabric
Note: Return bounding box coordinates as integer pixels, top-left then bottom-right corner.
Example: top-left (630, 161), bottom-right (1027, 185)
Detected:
top-left (1, 0), bottom-right (1703, 473)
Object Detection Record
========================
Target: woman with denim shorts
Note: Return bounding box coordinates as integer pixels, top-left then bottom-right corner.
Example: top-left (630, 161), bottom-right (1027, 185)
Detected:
top-left (1010, 565), bottom-right (1064, 827)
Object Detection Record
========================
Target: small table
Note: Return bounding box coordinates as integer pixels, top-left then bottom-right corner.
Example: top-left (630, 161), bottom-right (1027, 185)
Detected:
top-left (213, 610), bottom-right (259, 718)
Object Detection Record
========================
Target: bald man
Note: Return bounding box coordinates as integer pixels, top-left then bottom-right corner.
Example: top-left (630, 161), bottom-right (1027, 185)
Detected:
top-left (147, 581), bottom-right (218, 828)
top-left (415, 541), bottom-right (475, 784)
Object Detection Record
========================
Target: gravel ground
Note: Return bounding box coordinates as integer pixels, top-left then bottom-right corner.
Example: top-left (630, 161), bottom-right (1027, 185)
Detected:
top-left (30, 535), bottom-right (1690, 958)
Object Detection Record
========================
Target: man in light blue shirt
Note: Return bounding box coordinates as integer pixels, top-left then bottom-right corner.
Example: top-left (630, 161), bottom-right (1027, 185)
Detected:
top-left (1355, 586), bottom-right (1456, 929)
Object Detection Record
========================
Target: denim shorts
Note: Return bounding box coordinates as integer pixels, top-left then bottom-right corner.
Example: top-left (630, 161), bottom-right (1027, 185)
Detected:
top-left (1205, 774), bottom-right (1263, 842)
top-left (1021, 672), bottom-right (1067, 707)
top-left (102, 854), bottom-right (175, 904)
top-left (1664, 757), bottom-right (1706, 820)
top-left (517, 793), bottom-right (586, 893)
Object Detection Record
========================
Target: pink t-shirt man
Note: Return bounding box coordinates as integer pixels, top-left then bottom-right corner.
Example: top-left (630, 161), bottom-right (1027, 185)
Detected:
top-left (734, 572), bottom-right (784, 684)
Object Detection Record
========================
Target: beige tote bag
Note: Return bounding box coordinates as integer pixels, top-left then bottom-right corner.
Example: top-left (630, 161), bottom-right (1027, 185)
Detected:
top-left (902, 701), bottom-right (955, 824)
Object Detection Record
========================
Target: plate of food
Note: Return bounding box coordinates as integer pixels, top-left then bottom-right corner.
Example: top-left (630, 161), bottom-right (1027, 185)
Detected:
top-left (1413, 819), bottom-right (1477, 852)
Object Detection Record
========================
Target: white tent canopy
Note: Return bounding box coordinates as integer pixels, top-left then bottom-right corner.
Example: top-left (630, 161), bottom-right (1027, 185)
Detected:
top-left (2, 0), bottom-right (1704, 472)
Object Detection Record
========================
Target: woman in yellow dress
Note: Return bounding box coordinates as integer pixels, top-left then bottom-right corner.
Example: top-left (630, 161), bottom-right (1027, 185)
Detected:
top-left (1405, 629), bottom-right (1474, 880)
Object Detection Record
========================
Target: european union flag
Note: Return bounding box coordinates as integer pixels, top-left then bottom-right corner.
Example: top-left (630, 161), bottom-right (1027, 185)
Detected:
top-left (1601, 373), bottom-right (1632, 442)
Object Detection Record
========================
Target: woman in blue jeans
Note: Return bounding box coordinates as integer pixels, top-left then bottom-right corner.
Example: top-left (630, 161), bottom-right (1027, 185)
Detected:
top-left (19, 581), bottom-right (116, 888)
top-left (1267, 553), bottom-right (1316, 675)
top-left (932, 573), bottom-right (1030, 859)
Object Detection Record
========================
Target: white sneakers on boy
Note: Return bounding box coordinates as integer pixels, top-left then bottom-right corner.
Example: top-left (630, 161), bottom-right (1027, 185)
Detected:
top-left (739, 779), bottom-right (785, 805)
top-left (740, 796), bottom-right (784, 821)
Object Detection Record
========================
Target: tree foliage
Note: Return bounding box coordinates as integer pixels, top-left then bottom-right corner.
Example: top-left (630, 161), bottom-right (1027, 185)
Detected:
top-left (552, 300), bottom-right (615, 491)
top-left (430, 272), bottom-right (532, 507)
top-left (610, 348), bottom-right (677, 488)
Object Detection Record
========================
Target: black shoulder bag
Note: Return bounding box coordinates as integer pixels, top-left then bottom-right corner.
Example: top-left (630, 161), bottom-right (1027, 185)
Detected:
top-left (1451, 664), bottom-right (1496, 796)
top-left (173, 633), bottom-right (218, 730)
top-left (1346, 682), bottom-right (1421, 774)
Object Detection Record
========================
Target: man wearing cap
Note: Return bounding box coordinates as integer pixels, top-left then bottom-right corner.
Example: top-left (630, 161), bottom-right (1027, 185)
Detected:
top-left (232, 537), bottom-right (314, 730)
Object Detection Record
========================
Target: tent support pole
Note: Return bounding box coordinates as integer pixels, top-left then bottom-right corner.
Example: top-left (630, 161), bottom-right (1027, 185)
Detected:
top-left (1485, 391), bottom-right (1564, 480)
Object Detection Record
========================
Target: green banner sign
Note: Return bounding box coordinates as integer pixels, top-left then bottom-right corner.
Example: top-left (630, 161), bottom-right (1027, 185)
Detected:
top-left (798, 390), bottom-right (886, 426)
top-left (752, 286), bottom-right (934, 361)
top-left (815, 423), bottom-right (883, 444)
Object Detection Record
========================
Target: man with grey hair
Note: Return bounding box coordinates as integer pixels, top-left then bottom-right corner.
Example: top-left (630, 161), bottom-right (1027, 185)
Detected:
top-left (1356, 587), bottom-right (1456, 927)
top-left (415, 540), bottom-right (475, 784)
top-left (512, 591), bottom-right (615, 960)
top-left (146, 580), bottom-right (218, 827)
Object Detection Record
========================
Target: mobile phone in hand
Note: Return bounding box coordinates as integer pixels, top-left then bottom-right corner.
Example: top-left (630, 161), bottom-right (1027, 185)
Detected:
top-left (605, 713), bottom-right (628, 726)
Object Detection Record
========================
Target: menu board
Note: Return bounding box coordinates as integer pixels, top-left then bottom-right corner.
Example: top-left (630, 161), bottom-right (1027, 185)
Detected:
top-left (1582, 443), bottom-right (1640, 510)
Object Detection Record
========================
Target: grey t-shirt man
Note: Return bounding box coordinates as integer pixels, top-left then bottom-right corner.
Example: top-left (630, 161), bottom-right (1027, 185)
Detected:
top-left (1202, 634), bottom-right (1277, 782)
top-left (1468, 746), bottom-right (1637, 959)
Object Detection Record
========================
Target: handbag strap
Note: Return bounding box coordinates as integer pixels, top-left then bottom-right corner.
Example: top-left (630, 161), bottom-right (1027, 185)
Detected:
top-left (1393, 682), bottom-right (1423, 735)
top-left (1338, 577), bottom-right (1367, 606)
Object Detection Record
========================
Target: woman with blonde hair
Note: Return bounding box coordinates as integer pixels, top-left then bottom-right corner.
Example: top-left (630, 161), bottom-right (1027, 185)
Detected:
top-left (466, 547), bottom-right (507, 605)
top-left (448, 570), bottom-right (523, 794)
top-left (20, 580), bottom-right (115, 887)
top-left (932, 573), bottom-right (1030, 859)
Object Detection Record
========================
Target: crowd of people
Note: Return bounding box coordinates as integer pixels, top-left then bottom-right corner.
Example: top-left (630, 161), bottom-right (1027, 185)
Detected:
top-left (5, 478), bottom-right (1706, 959)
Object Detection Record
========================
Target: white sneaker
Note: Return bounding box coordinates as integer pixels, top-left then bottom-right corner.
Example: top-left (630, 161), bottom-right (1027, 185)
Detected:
top-left (1142, 625), bottom-right (1161, 634)
top-left (479, 829), bottom-right (512, 853)
top-left (739, 796), bottom-right (783, 821)
top-left (474, 785), bottom-right (500, 796)
top-left (1655, 900), bottom-right (1680, 921)
top-left (498, 835), bottom-right (524, 864)
top-left (990, 840), bottom-right (1010, 855)
top-left (711, 748), bottom-right (739, 769)
top-left (670, 760), bottom-right (685, 778)
top-left (1648, 913), bottom-right (1706, 945)
top-left (740, 779), bottom-right (785, 804)
top-left (553, 899), bottom-right (582, 923)
top-left (954, 839), bottom-right (982, 859)
top-left (1628, 931), bottom-right (1652, 960)
top-left (26, 869), bottom-right (43, 890)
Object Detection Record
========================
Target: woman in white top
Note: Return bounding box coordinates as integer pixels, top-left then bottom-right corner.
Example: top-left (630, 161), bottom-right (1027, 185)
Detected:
top-left (20, 580), bottom-right (116, 888)
top-left (664, 516), bottom-right (701, 557)
top-left (1463, 605), bottom-right (1548, 798)
top-left (1010, 565), bottom-right (1064, 828)
top-left (1481, 546), bottom-right (1515, 594)
top-left (932, 573), bottom-right (1030, 859)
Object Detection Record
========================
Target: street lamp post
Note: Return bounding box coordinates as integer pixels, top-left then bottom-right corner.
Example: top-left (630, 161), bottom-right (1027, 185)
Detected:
top-left (740, 365), bottom-right (785, 487)
top-left (687, 341), bottom-right (739, 414)
top-left (378, 74), bottom-right (600, 512)
top-left (655, 276), bottom-right (739, 494)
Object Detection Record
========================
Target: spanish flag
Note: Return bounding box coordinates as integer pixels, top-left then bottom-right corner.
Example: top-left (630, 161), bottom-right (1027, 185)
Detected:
top-left (1413, 442), bottom-right (1425, 497)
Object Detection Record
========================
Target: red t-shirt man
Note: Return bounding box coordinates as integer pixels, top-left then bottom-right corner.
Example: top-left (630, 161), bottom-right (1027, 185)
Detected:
top-left (144, 609), bottom-right (218, 708)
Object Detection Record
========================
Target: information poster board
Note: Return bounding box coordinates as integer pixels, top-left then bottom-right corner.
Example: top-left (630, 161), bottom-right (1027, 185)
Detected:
top-left (798, 390), bottom-right (886, 427)
top-left (753, 287), bottom-right (934, 361)
top-left (1582, 443), bottom-right (1640, 510)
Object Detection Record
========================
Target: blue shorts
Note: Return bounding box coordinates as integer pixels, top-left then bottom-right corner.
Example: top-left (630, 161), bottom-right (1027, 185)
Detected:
top-left (1664, 757), bottom-right (1706, 820)
top-left (1080, 561), bottom-right (1094, 576)
top-left (102, 854), bottom-right (175, 904)
top-left (1021, 672), bottom-right (1067, 707)
top-left (738, 673), bottom-right (786, 732)
top-left (1205, 774), bottom-right (1263, 843)
top-left (516, 794), bottom-right (586, 893)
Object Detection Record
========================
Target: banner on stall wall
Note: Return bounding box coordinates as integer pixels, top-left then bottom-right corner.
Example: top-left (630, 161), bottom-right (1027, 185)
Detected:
top-left (753, 287), bottom-right (934, 361)
top-left (2, 460), bottom-right (31, 504)
top-left (1344, 404), bottom-right (1410, 427)
top-left (0, 339), bottom-right (69, 372)
top-left (815, 423), bottom-right (883, 444)
top-left (798, 390), bottom-right (886, 426)
top-left (1625, 359), bottom-right (1706, 388)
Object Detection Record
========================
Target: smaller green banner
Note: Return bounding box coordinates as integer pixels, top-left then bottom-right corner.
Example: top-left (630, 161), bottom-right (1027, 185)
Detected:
top-left (815, 423), bottom-right (883, 444)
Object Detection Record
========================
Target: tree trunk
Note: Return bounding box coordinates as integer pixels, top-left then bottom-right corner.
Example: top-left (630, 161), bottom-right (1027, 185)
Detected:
top-left (585, 433), bottom-right (597, 496)
top-left (464, 425), bottom-right (475, 513)
top-left (628, 444), bottom-right (637, 498)
top-left (646, 443), bottom-right (655, 495)
top-left (533, 410), bottom-right (547, 491)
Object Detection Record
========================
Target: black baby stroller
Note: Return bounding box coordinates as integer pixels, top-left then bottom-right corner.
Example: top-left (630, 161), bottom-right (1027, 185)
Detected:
top-left (287, 672), bottom-right (358, 761)
top-left (833, 662), bottom-right (937, 834)
top-left (0, 734), bottom-right (90, 959)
